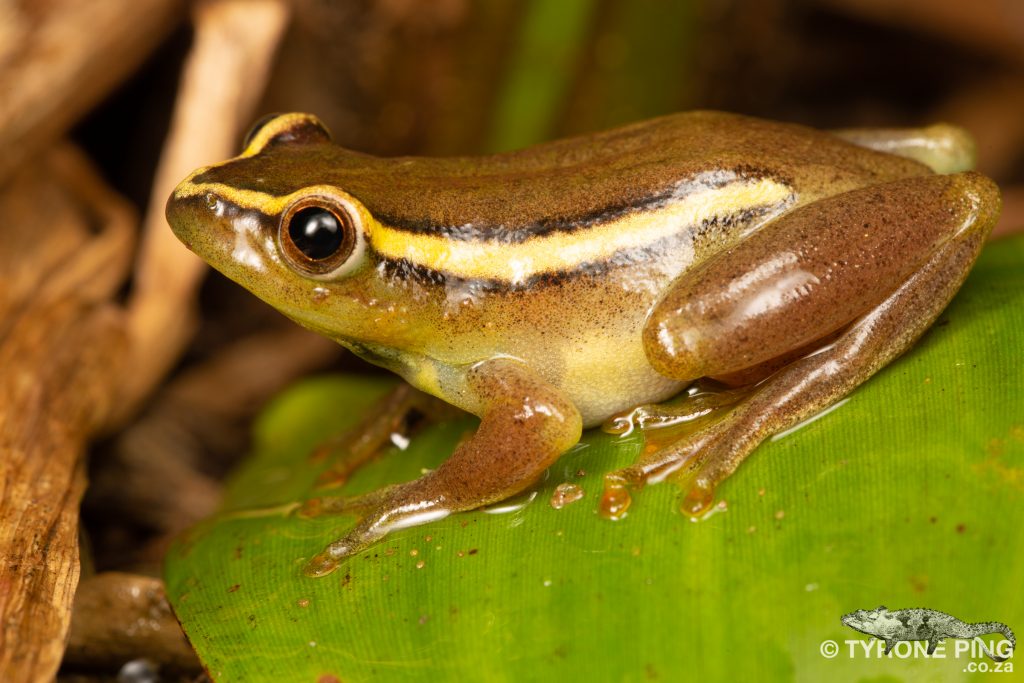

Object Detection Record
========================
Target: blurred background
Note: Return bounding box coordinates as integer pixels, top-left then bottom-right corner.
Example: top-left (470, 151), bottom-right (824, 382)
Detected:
top-left (79, 0), bottom-right (1024, 209)
top-left (3, 0), bottom-right (1023, 679)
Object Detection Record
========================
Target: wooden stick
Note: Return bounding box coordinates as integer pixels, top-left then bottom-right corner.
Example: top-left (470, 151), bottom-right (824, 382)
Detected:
top-left (116, 0), bottom-right (292, 429)
top-left (0, 0), bottom-right (183, 186)
top-left (64, 573), bottom-right (200, 672)
top-left (0, 146), bottom-right (135, 682)
top-left (0, 2), bottom-right (290, 679)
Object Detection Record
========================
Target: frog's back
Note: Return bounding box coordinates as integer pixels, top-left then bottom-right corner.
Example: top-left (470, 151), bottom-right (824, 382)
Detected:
top-left (205, 110), bottom-right (931, 241)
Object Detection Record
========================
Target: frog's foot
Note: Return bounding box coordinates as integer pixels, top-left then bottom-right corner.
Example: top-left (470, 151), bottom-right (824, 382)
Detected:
top-left (618, 172), bottom-right (999, 519)
top-left (602, 379), bottom-right (749, 437)
top-left (598, 381), bottom-right (745, 519)
top-left (303, 358), bottom-right (582, 577)
top-left (310, 383), bottom-right (453, 490)
top-left (599, 413), bottom-right (731, 519)
top-left (303, 479), bottom-right (447, 577)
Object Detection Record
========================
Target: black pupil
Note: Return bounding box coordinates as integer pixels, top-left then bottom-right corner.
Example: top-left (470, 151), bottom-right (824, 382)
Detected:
top-left (288, 208), bottom-right (345, 261)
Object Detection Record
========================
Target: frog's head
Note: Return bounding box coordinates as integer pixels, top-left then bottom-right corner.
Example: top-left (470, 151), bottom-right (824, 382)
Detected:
top-left (166, 113), bottom-right (421, 349)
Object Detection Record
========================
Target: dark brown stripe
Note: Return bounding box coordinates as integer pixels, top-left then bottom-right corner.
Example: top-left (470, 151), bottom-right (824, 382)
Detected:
top-left (371, 167), bottom-right (787, 243)
top-left (376, 201), bottom-right (787, 292)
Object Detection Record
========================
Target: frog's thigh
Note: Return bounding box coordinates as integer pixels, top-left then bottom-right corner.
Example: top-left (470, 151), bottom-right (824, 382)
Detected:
top-left (305, 359), bottom-right (582, 575)
top-left (832, 124), bottom-right (976, 174)
top-left (644, 172), bottom-right (997, 382)
top-left (652, 172), bottom-right (997, 511)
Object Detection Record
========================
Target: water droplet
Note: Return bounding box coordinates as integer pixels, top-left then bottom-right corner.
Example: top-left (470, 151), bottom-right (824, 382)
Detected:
top-left (482, 489), bottom-right (537, 515)
top-left (681, 481), bottom-right (714, 518)
top-left (550, 482), bottom-right (585, 509)
top-left (599, 481), bottom-right (632, 520)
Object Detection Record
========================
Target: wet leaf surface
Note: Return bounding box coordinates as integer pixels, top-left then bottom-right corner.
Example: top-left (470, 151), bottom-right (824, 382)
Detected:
top-left (167, 237), bottom-right (1024, 682)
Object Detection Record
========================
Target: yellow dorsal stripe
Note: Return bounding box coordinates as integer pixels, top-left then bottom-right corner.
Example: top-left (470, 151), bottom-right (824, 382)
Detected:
top-left (369, 178), bottom-right (791, 282)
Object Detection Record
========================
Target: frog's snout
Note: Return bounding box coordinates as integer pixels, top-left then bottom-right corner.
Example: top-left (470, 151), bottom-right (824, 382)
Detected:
top-left (164, 185), bottom-right (189, 241)
top-left (165, 181), bottom-right (236, 260)
top-left (165, 184), bottom-right (205, 247)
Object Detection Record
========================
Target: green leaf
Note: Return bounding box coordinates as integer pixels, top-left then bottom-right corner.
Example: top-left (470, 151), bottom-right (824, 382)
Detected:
top-left (484, 0), bottom-right (598, 152)
top-left (167, 237), bottom-right (1024, 682)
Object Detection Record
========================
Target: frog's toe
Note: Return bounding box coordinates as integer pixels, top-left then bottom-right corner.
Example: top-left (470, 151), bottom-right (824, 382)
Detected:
top-left (301, 478), bottom-right (449, 577)
top-left (302, 516), bottom-right (388, 577)
top-left (304, 548), bottom-right (346, 578)
top-left (309, 384), bottom-right (447, 491)
top-left (602, 380), bottom-right (747, 437)
top-left (296, 485), bottom-right (398, 519)
top-left (598, 418), bottom-right (731, 520)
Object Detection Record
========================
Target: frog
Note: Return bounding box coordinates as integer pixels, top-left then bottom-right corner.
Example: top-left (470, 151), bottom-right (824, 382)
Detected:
top-left (165, 110), bottom-right (1000, 577)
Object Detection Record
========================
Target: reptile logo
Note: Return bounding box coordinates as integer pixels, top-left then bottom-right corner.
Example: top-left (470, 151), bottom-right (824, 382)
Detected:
top-left (841, 606), bottom-right (1016, 662)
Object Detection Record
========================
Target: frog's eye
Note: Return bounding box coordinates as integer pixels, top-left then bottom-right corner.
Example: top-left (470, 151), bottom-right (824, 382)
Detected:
top-left (242, 113), bottom-right (332, 153)
top-left (279, 198), bottom-right (364, 279)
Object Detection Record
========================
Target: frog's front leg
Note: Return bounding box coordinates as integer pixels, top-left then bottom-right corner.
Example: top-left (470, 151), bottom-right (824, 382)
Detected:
top-left (614, 171), bottom-right (999, 514)
top-left (304, 358), bottom-right (583, 576)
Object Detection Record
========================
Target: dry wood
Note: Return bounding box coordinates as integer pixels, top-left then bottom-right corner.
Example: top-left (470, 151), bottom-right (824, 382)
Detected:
top-left (117, 0), bottom-right (292, 428)
top-left (0, 146), bottom-right (135, 681)
top-left (0, 0), bottom-right (185, 186)
top-left (64, 573), bottom-right (201, 673)
top-left (0, 1), bottom-right (291, 679)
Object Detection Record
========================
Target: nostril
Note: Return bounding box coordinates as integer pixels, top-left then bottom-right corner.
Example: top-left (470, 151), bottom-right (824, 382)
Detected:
top-left (204, 192), bottom-right (225, 216)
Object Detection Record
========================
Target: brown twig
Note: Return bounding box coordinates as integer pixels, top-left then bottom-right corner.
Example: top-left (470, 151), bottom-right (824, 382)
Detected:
top-left (64, 573), bottom-right (200, 673)
top-left (0, 2), bottom-right (291, 680)
top-left (116, 0), bottom-right (292, 429)
top-left (0, 146), bottom-right (135, 681)
top-left (0, 0), bottom-right (185, 186)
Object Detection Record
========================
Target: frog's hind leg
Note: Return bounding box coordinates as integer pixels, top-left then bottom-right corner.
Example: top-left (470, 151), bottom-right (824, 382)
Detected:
top-left (603, 380), bottom-right (751, 437)
top-left (833, 124), bottom-right (976, 174)
top-left (611, 172), bottom-right (999, 516)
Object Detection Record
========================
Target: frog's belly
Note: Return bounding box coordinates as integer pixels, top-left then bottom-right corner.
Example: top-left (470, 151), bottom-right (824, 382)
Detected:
top-left (555, 336), bottom-right (686, 428)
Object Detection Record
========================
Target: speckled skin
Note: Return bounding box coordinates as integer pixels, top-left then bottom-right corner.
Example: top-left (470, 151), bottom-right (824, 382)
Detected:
top-left (166, 111), bottom-right (1000, 574)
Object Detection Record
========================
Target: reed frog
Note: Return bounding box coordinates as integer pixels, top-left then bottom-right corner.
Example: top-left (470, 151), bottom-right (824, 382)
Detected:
top-left (166, 111), bottom-right (1000, 576)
